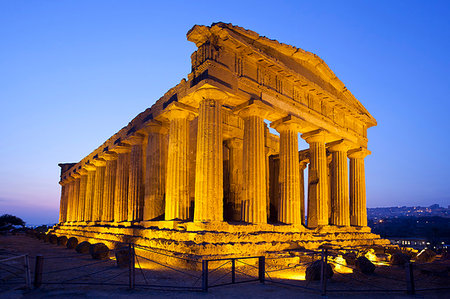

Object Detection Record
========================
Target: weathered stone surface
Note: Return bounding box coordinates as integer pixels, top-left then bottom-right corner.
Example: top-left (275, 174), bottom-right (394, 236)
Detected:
top-left (343, 252), bottom-right (357, 266)
top-left (57, 236), bottom-right (68, 246)
top-left (356, 256), bottom-right (375, 274)
top-left (43, 234), bottom-right (50, 242)
top-left (416, 249), bottom-right (436, 263)
top-left (306, 260), bottom-right (333, 281)
top-left (76, 241), bottom-right (91, 254)
top-left (66, 237), bottom-right (78, 249)
top-left (115, 246), bottom-right (131, 268)
top-left (49, 234), bottom-right (58, 244)
top-left (390, 252), bottom-right (410, 266)
top-left (89, 243), bottom-right (109, 260)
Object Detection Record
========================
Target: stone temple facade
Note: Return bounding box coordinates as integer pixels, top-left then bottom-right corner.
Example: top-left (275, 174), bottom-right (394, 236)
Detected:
top-left (52, 23), bottom-right (388, 266)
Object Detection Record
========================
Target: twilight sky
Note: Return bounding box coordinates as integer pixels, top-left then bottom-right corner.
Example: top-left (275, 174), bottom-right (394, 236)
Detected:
top-left (1, 1), bottom-right (449, 225)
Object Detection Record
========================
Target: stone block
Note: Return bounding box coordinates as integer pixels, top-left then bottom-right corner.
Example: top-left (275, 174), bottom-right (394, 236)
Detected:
top-left (49, 234), bottom-right (58, 244)
top-left (343, 252), bottom-right (357, 266)
top-left (76, 241), bottom-right (91, 254)
top-left (57, 236), bottom-right (68, 246)
top-left (43, 234), bottom-right (50, 242)
top-left (306, 260), bottom-right (333, 281)
top-left (115, 246), bottom-right (131, 268)
top-left (390, 252), bottom-right (410, 266)
top-left (416, 249), bottom-right (436, 263)
top-left (356, 256), bottom-right (375, 274)
top-left (89, 243), bottom-right (109, 260)
top-left (66, 237), bottom-right (78, 249)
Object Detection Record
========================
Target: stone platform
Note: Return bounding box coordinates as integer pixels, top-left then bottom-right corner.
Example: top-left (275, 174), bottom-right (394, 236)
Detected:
top-left (50, 222), bottom-right (389, 269)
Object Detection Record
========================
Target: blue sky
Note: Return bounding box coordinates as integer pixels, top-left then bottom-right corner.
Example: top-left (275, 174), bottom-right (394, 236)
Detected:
top-left (1, 1), bottom-right (449, 225)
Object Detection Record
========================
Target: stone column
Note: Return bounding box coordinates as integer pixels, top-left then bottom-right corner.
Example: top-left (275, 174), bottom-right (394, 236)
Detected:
top-left (164, 103), bottom-right (196, 220)
top-left (143, 122), bottom-right (168, 221)
top-left (236, 100), bottom-right (271, 224)
top-left (72, 174), bottom-right (81, 222)
top-left (65, 178), bottom-right (74, 222)
top-left (194, 89), bottom-right (226, 222)
top-left (272, 117), bottom-right (302, 225)
top-left (83, 163), bottom-right (96, 222)
top-left (226, 138), bottom-right (243, 221)
top-left (125, 134), bottom-right (145, 223)
top-left (102, 152), bottom-right (117, 222)
top-left (302, 130), bottom-right (329, 227)
top-left (348, 148), bottom-right (371, 227)
top-left (299, 161), bottom-right (308, 226)
top-left (78, 169), bottom-right (88, 222)
top-left (112, 144), bottom-right (131, 223)
top-left (59, 181), bottom-right (68, 223)
top-left (329, 140), bottom-right (350, 226)
top-left (92, 159), bottom-right (106, 222)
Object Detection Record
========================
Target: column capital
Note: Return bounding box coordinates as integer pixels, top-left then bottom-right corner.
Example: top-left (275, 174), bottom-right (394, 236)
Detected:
top-left (110, 143), bottom-right (132, 154)
top-left (271, 115), bottom-right (305, 133)
top-left (301, 129), bottom-right (328, 144)
top-left (83, 163), bottom-right (96, 172)
top-left (72, 172), bottom-right (81, 179)
top-left (327, 139), bottom-right (352, 152)
top-left (100, 151), bottom-right (118, 161)
top-left (226, 137), bottom-right (243, 149)
top-left (123, 133), bottom-right (146, 146)
top-left (141, 120), bottom-right (168, 135)
top-left (159, 102), bottom-right (197, 121)
top-left (299, 160), bottom-right (308, 170)
top-left (234, 99), bottom-right (273, 119)
top-left (78, 168), bottom-right (88, 175)
top-left (192, 87), bottom-right (228, 103)
top-left (348, 147), bottom-right (371, 159)
top-left (92, 158), bottom-right (107, 167)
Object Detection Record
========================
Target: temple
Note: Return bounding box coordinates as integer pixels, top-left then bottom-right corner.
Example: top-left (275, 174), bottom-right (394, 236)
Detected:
top-left (51, 23), bottom-right (388, 267)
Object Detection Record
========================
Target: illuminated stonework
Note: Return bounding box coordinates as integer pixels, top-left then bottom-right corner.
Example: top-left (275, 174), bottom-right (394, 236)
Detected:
top-left (53, 23), bottom-right (388, 265)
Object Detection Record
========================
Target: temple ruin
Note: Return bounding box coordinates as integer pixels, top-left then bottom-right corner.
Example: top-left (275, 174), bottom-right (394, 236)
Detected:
top-left (51, 23), bottom-right (388, 267)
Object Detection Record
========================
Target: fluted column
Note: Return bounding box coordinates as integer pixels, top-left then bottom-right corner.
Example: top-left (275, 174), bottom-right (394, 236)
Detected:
top-left (348, 148), bottom-right (370, 227)
top-left (236, 101), bottom-right (271, 224)
top-left (111, 144), bottom-right (131, 223)
top-left (226, 138), bottom-right (243, 221)
top-left (194, 89), bottom-right (226, 222)
top-left (78, 169), bottom-right (88, 222)
top-left (72, 174), bottom-right (81, 222)
top-left (125, 134), bottom-right (145, 222)
top-left (83, 163), bottom-right (96, 222)
top-left (59, 182), bottom-right (68, 223)
top-left (143, 122), bottom-right (168, 221)
top-left (65, 178), bottom-right (74, 222)
top-left (329, 140), bottom-right (350, 226)
top-left (92, 159), bottom-right (106, 222)
top-left (302, 130), bottom-right (329, 227)
top-left (101, 152), bottom-right (117, 222)
top-left (299, 161), bottom-right (307, 226)
top-left (164, 103), bottom-right (196, 220)
top-left (272, 117), bottom-right (302, 224)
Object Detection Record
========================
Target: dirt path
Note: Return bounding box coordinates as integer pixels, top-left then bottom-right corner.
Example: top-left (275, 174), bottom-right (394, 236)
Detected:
top-left (1, 235), bottom-right (448, 298)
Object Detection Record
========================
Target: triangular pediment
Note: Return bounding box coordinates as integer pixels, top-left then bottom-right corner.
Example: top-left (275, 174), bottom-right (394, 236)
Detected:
top-left (188, 22), bottom-right (376, 127)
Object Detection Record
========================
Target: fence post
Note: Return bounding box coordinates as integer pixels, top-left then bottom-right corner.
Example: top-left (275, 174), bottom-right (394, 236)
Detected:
top-left (258, 256), bottom-right (265, 284)
top-left (24, 255), bottom-right (31, 289)
top-left (34, 255), bottom-right (44, 288)
top-left (202, 260), bottom-right (209, 292)
top-left (320, 249), bottom-right (328, 296)
top-left (128, 243), bottom-right (135, 289)
top-left (405, 262), bottom-right (415, 295)
top-left (231, 258), bottom-right (236, 284)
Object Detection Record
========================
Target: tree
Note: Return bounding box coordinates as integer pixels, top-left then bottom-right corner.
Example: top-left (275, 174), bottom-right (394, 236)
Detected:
top-left (0, 214), bottom-right (25, 228)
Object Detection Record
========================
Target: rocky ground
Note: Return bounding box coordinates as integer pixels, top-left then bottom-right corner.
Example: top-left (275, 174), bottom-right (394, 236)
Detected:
top-left (0, 235), bottom-right (449, 298)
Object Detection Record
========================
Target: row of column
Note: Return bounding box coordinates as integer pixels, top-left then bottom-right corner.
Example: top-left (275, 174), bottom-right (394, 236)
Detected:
top-left (60, 90), bottom-right (369, 227)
